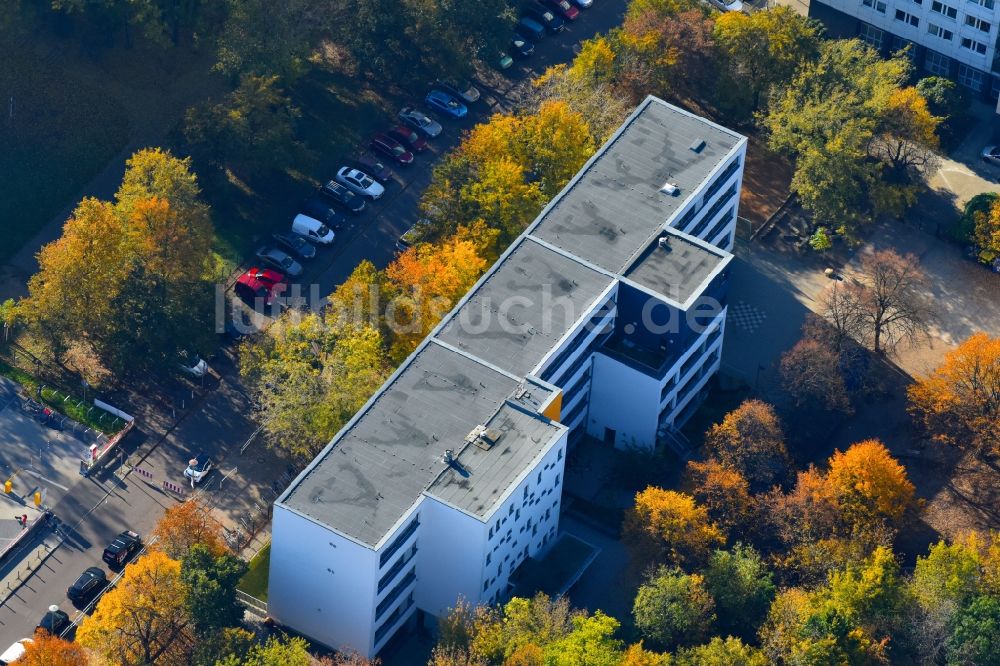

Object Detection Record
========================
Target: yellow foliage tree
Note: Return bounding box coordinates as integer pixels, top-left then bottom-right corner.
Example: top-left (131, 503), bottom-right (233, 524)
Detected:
top-left (705, 399), bottom-right (788, 490)
top-left (568, 36), bottom-right (617, 85)
top-left (909, 332), bottom-right (1000, 457)
top-left (77, 550), bottom-right (191, 666)
top-left (972, 198), bottom-right (1000, 263)
top-left (825, 439), bottom-right (916, 528)
top-left (625, 487), bottom-right (725, 568)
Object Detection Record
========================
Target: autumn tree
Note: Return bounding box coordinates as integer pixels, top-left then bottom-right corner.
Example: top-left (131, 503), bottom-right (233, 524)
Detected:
top-left (534, 61), bottom-right (632, 143)
top-left (780, 337), bottom-right (852, 413)
top-left (682, 459), bottom-right (754, 537)
top-left (625, 487), bottom-right (725, 569)
top-left (214, 0), bottom-right (322, 80)
top-left (78, 550), bottom-right (192, 666)
top-left (633, 567), bottom-right (716, 649)
top-left (869, 86), bottom-right (941, 177)
top-left (825, 439), bottom-right (917, 531)
top-left (16, 629), bottom-right (89, 666)
top-left (151, 498), bottom-right (226, 559)
top-left (971, 196), bottom-right (1000, 264)
top-left (702, 544), bottom-right (775, 639)
top-left (909, 332), bottom-right (1000, 457)
top-left (713, 7), bottom-right (821, 116)
top-left (217, 634), bottom-right (313, 666)
top-left (673, 637), bottom-right (767, 666)
top-left (704, 399), bottom-right (789, 490)
top-left (181, 543), bottom-right (248, 636)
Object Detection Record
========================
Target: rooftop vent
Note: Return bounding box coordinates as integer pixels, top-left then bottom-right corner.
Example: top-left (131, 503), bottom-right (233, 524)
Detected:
top-left (441, 449), bottom-right (455, 464)
top-left (660, 182), bottom-right (679, 196)
top-left (658, 236), bottom-right (671, 250)
top-left (689, 138), bottom-right (706, 153)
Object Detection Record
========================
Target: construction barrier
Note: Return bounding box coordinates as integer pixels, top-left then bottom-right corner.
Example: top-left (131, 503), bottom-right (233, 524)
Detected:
top-left (162, 480), bottom-right (187, 496)
top-left (132, 467), bottom-right (154, 480)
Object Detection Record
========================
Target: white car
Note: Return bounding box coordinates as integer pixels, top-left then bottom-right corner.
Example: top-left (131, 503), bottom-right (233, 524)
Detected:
top-left (981, 145), bottom-right (1000, 167)
top-left (184, 452), bottom-right (213, 486)
top-left (571, 0), bottom-right (593, 7)
top-left (178, 352), bottom-right (209, 378)
top-left (708, 0), bottom-right (743, 10)
top-left (398, 106), bottom-right (443, 138)
top-left (0, 638), bottom-right (32, 664)
top-left (292, 214), bottom-right (335, 244)
top-left (336, 167), bottom-right (384, 200)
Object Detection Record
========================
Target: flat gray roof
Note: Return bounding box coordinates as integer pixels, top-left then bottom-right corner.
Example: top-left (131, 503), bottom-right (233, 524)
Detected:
top-left (278, 97), bottom-right (744, 548)
top-left (434, 238), bottom-right (613, 376)
top-left (625, 229), bottom-right (727, 304)
top-left (530, 97), bottom-right (741, 274)
top-left (282, 342), bottom-right (519, 547)
top-left (428, 403), bottom-right (564, 518)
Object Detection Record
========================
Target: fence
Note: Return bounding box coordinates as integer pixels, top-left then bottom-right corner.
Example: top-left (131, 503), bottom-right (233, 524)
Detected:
top-left (235, 589), bottom-right (268, 616)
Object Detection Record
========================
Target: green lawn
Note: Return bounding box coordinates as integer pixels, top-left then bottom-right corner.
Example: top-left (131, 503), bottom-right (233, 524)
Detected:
top-left (238, 542), bottom-right (271, 601)
top-left (0, 42), bottom-right (130, 264)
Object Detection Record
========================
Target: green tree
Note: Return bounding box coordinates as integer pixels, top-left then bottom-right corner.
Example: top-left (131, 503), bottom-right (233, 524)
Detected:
top-left (192, 627), bottom-right (256, 666)
top-left (673, 637), bottom-right (767, 666)
top-left (713, 7), bottom-right (822, 115)
top-left (951, 192), bottom-right (997, 244)
top-left (972, 196), bottom-right (1000, 264)
top-left (633, 567), bottom-right (716, 649)
top-left (946, 594), bottom-right (1000, 666)
top-left (181, 543), bottom-right (248, 636)
top-left (214, 0), bottom-right (320, 80)
top-left (702, 545), bottom-right (775, 638)
top-left (916, 76), bottom-right (967, 120)
top-left (217, 634), bottom-right (312, 666)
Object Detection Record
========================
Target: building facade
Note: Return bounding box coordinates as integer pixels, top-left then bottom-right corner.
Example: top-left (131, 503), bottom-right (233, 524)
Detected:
top-left (268, 96), bottom-right (747, 657)
top-left (810, 0), bottom-right (1000, 98)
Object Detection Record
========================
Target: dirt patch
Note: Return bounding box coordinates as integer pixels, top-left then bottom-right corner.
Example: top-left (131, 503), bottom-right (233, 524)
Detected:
top-left (739, 133), bottom-right (793, 227)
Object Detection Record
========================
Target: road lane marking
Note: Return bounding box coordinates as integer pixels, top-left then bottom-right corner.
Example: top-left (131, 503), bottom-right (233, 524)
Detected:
top-left (21, 469), bottom-right (69, 492)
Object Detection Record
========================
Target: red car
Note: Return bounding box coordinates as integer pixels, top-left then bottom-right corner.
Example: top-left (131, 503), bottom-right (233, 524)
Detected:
top-left (542, 0), bottom-right (579, 20)
top-left (369, 133), bottom-right (414, 166)
top-left (235, 267), bottom-right (286, 307)
top-left (387, 125), bottom-right (429, 153)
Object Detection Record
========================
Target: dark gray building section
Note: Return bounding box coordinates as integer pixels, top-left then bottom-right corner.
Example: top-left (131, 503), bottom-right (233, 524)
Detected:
top-left (529, 97), bottom-right (742, 274)
top-left (624, 229), bottom-right (728, 306)
top-left (427, 403), bottom-right (564, 518)
top-left (281, 341), bottom-right (520, 547)
top-left (434, 238), bottom-right (613, 377)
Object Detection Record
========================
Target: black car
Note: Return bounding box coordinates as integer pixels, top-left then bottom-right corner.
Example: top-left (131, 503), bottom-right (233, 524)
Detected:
top-left (347, 155), bottom-right (394, 184)
top-left (272, 232), bottom-right (316, 261)
top-left (511, 33), bottom-right (535, 59)
top-left (36, 608), bottom-right (70, 635)
top-left (524, 2), bottom-right (565, 33)
top-left (102, 530), bottom-right (141, 567)
top-left (67, 567), bottom-right (107, 605)
top-left (299, 196), bottom-right (347, 230)
top-left (318, 180), bottom-right (366, 214)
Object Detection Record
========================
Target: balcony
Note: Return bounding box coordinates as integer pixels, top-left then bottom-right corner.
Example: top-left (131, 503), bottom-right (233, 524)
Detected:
top-left (599, 334), bottom-right (679, 379)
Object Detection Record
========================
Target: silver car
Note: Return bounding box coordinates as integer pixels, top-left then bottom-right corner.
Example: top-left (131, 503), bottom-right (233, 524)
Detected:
top-left (255, 246), bottom-right (303, 278)
top-left (982, 145), bottom-right (1000, 166)
top-left (398, 106), bottom-right (443, 138)
top-left (336, 167), bottom-right (385, 199)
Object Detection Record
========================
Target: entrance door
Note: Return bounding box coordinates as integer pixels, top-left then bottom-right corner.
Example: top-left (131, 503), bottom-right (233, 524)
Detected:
top-left (603, 427), bottom-right (616, 445)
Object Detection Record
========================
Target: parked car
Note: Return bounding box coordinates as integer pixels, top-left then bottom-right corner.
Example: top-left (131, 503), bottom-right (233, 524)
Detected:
top-left (36, 606), bottom-right (70, 636)
top-left (434, 79), bottom-right (481, 104)
top-left (542, 0), bottom-right (579, 20)
top-left (425, 90), bottom-right (468, 118)
top-left (396, 219), bottom-right (430, 252)
top-left (347, 154), bottom-right (394, 183)
top-left (235, 268), bottom-right (286, 307)
top-left (387, 126), bottom-right (429, 153)
top-left (336, 166), bottom-right (386, 198)
top-left (255, 246), bottom-right (303, 278)
top-left (370, 133), bottom-right (415, 166)
top-left (271, 231), bottom-right (316, 261)
top-left (524, 3), bottom-right (566, 33)
top-left (495, 51), bottom-right (515, 70)
top-left (299, 196), bottom-right (346, 229)
top-left (102, 530), bottom-right (142, 568)
top-left (511, 34), bottom-right (535, 59)
top-left (319, 180), bottom-right (366, 214)
top-left (571, 0), bottom-right (593, 7)
top-left (184, 452), bottom-right (213, 486)
top-left (177, 351), bottom-right (209, 378)
top-left (292, 214), bottom-right (336, 244)
top-left (67, 567), bottom-right (107, 605)
top-left (708, 0), bottom-right (743, 10)
top-left (398, 106), bottom-right (443, 138)
top-left (982, 145), bottom-right (1000, 167)
top-left (517, 16), bottom-right (546, 41)
top-left (0, 638), bottom-right (32, 665)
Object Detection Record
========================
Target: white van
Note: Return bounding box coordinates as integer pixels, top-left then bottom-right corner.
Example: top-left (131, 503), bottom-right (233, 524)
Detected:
top-left (0, 638), bottom-right (32, 664)
top-left (292, 214), bottom-right (335, 245)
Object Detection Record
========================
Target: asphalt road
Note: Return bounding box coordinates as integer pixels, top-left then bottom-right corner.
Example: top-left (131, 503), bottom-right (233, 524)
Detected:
top-left (0, 0), bottom-right (628, 649)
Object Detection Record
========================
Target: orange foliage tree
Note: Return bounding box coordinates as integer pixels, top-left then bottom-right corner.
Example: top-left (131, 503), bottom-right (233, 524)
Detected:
top-left (683, 459), bottom-right (755, 537)
top-left (17, 629), bottom-right (89, 666)
top-left (151, 498), bottom-right (226, 560)
top-left (908, 332), bottom-right (1000, 457)
top-left (624, 487), bottom-right (725, 569)
top-left (705, 399), bottom-right (789, 491)
top-left (825, 439), bottom-right (917, 529)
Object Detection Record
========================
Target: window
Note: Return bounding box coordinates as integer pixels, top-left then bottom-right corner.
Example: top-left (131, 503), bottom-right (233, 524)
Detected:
top-left (858, 23), bottom-right (884, 49)
top-left (557, 448), bottom-right (563, 461)
top-left (961, 37), bottom-right (988, 53)
top-left (928, 22), bottom-right (954, 39)
top-left (931, 0), bottom-right (958, 17)
top-left (895, 9), bottom-right (920, 25)
top-left (862, 0), bottom-right (887, 12)
top-left (965, 15), bottom-right (992, 31)
top-left (379, 519), bottom-right (419, 567)
top-left (970, 0), bottom-right (994, 8)
top-left (957, 64), bottom-right (986, 90)
top-left (924, 49), bottom-right (951, 75)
